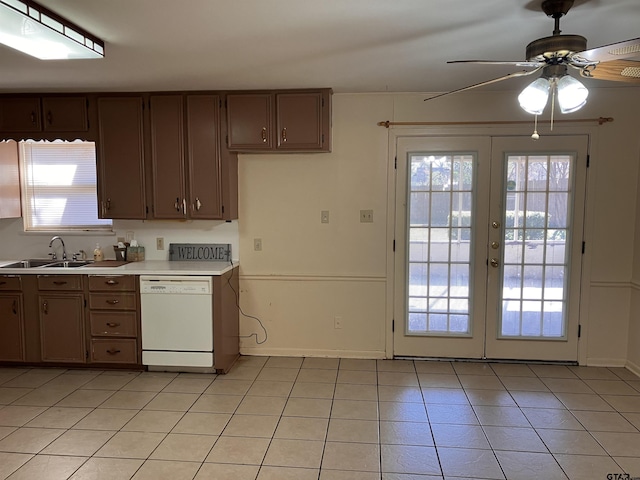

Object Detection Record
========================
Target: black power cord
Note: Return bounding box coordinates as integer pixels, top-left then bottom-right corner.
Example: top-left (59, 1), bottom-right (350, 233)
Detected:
top-left (228, 260), bottom-right (268, 344)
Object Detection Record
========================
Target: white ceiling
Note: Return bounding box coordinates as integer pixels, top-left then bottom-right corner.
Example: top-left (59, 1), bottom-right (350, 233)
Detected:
top-left (1, 0), bottom-right (639, 94)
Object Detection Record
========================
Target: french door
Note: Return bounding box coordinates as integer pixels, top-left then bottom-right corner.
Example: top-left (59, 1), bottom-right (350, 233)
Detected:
top-left (393, 135), bottom-right (588, 361)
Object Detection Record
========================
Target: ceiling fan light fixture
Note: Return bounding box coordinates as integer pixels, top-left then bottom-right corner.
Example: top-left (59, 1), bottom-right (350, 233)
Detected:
top-left (518, 77), bottom-right (551, 115)
top-left (557, 74), bottom-right (589, 113)
top-left (0, 0), bottom-right (104, 60)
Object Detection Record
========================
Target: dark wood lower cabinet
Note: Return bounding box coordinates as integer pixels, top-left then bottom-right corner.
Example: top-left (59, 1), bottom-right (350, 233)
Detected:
top-left (0, 293), bottom-right (25, 362)
top-left (39, 294), bottom-right (85, 363)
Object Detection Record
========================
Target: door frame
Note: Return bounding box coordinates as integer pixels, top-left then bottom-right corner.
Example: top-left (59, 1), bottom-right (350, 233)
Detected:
top-left (385, 124), bottom-right (599, 365)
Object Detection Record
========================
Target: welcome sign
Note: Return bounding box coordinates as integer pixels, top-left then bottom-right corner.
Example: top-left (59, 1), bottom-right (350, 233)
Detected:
top-left (168, 243), bottom-right (231, 262)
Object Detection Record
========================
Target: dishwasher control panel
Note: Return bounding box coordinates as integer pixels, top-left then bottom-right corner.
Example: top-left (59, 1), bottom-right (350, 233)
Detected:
top-left (140, 276), bottom-right (212, 295)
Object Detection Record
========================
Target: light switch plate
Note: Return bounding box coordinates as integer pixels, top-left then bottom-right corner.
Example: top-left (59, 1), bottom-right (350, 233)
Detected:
top-left (321, 210), bottom-right (330, 223)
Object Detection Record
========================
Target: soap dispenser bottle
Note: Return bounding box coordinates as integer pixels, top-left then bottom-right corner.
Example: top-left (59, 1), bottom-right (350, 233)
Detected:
top-left (93, 243), bottom-right (104, 262)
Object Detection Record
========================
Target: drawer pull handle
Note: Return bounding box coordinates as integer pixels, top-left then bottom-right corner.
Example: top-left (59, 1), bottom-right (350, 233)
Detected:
top-left (106, 349), bottom-right (121, 355)
top-left (106, 322), bottom-right (121, 327)
top-left (261, 127), bottom-right (267, 143)
top-left (53, 281), bottom-right (68, 285)
top-left (46, 111), bottom-right (53, 125)
top-left (106, 280), bottom-right (119, 285)
top-left (106, 299), bottom-right (120, 305)
top-left (0, 281), bottom-right (6, 285)
top-left (42, 301), bottom-right (48, 314)
top-left (282, 127), bottom-right (287, 142)
top-left (12, 299), bottom-right (17, 315)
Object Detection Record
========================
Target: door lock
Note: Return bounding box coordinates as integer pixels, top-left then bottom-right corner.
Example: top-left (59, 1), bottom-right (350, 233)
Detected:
top-left (491, 221), bottom-right (500, 229)
top-left (490, 258), bottom-right (500, 268)
top-left (491, 241), bottom-right (500, 249)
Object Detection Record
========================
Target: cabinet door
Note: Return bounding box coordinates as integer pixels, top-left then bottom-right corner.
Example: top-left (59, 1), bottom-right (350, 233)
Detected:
top-left (187, 95), bottom-right (222, 219)
top-left (276, 92), bottom-right (325, 151)
top-left (97, 97), bottom-right (147, 219)
top-left (150, 95), bottom-right (186, 219)
top-left (226, 94), bottom-right (273, 150)
top-left (0, 97), bottom-right (41, 132)
top-left (39, 294), bottom-right (85, 363)
top-left (0, 294), bottom-right (25, 362)
top-left (0, 141), bottom-right (21, 219)
top-left (42, 97), bottom-right (89, 132)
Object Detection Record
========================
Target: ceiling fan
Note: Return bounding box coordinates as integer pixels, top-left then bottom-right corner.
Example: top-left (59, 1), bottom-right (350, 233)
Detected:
top-left (426, 0), bottom-right (640, 116)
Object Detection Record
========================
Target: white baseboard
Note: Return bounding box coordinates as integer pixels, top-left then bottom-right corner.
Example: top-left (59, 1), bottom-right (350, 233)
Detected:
top-left (239, 347), bottom-right (386, 359)
top-left (585, 358), bottom-right (628, 367)
top-left (626, 359), bottom-right (640, 377)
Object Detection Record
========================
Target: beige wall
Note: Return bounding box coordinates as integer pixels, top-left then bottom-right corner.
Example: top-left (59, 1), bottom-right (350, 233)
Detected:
top-left (629, 141), bottom-right (640, 374)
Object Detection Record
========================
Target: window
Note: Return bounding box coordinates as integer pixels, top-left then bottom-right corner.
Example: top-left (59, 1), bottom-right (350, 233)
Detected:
top-left (20, 140), bottom-right (112, 231)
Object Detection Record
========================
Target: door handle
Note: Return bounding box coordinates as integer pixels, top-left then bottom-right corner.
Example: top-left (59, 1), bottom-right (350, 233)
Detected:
top-left (281, 127), bottom-right (287, 143)
top-left (491, 241), bottom-right (500, 250)
top-left (492, 221), bottom-right (500, 229)
top-left (490, 258), bottom-right (500, 268)
top-left (261, 127), bottom-right (267, 143)
top-left (194, 197), bottom-right (202, 211)
top-left (42, 300), bottom-right (48, 314)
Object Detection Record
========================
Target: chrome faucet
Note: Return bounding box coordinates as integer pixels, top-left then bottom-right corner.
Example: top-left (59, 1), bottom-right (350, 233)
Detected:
top-left (48, 236), bottom-right (67, 260)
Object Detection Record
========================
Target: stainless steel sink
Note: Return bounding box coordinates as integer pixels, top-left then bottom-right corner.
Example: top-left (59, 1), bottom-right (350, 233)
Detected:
top-left (1, 259), bottom-right (55, 268)
top-left (42, 260), bottom-right (94, 268)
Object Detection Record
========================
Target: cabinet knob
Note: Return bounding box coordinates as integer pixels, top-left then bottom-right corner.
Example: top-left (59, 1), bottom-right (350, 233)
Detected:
top-left (261, 127), bottom-right (267, 143)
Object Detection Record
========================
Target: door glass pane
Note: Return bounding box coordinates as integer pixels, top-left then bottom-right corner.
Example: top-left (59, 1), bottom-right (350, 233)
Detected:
top-left (500, 153), bottom-right (573, 339)
top-left (407, 153), bottom-right (474, 336)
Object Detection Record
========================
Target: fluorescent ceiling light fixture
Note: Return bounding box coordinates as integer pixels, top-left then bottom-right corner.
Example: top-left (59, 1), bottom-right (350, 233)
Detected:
top-left (0, 0), bottom-right (104, 59)
top-left (518, 65), bottom-right (588, 115)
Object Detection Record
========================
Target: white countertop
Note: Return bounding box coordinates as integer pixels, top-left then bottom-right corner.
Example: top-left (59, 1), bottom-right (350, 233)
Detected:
top-left (0, 260), bottom-right (237, 276)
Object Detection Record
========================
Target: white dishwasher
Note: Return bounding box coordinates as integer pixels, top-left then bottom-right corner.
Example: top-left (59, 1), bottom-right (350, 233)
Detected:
top-left (140, 275), bottom-right (214, 369)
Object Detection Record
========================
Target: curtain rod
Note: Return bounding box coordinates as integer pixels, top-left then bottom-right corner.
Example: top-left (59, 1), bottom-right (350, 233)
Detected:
top-left (377, 117), bottom-right (614, 128)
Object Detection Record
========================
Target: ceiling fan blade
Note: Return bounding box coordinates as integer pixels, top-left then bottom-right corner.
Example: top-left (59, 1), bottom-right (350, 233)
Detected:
top-left (448, 60), bottom-right (543, 68)
top-left (579, 37), bottom-right (640, 63)
top-left (587, 60), bottom-right (640, 84)
top-left (424, 67), bottom-right (544, 102)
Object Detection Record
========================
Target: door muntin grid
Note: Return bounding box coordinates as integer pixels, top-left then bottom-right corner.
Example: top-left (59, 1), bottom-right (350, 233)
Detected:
top-left (407, 152), bottom-right (475, 336)
top-left (498, 152), bottom-right (575, 340)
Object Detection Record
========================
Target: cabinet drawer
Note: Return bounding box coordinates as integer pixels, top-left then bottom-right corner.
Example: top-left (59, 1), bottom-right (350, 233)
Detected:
top-left (0, 275), bottom-right (21, 291)
top-left (88, 275), bottom-right (136, 292)
top-left (90, 311), bottom-right (137, 336)
top-left (90, 339), bottom-right (138, 364)
top-left (89, 292), bottom-right (136, 310)
top-left (37, 275), bottom-right (83, 291)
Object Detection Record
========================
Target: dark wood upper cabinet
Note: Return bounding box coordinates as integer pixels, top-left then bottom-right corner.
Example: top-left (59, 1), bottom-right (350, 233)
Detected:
top-left (226, 94), bottom-right (273, 150)
top-left (0, 96), bottom-right (89, 134)
top-left (41, 97), bottom-right (89, 132)
top-left (186, 95), bottom-right (222, 219)
top-left (0, 141), bottom-right (21, 219)
top-left (226, 89), bottom-right (331, 152)
top-left (0, 97), bottom-right (41, 132)
top-left (150, 94), bottom-right (236, 220)
top-left (150, 95), bottom-right (186, 219)
top-left (97, 97), bottom-right (147, 219)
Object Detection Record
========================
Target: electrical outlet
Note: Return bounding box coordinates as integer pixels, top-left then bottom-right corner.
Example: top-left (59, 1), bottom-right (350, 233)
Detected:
top-left (156, 237), bottom-right (164, 250)
top-left (254, 238), bottom-right (262, 251)
top-left (334, 315), bottom-right (343, 329)
top-left (360, 209), bottom-right (374, 223)
top-left (321, 210), bottom-right (330, 224)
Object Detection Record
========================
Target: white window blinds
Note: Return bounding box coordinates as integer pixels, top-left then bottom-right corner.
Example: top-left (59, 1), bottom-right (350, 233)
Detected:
top-left (20, 140), bottom-right (112, 231)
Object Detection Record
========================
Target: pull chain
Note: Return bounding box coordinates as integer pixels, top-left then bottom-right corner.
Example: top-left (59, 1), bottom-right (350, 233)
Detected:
top-left (531, 114), bottom-right (540, 140)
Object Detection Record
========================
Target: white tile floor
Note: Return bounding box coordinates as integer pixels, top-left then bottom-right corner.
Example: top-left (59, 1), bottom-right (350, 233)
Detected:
top-left (0, 357), bottom-right (639, 479)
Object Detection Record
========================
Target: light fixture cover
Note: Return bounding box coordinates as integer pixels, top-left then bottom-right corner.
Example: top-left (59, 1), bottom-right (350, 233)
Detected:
top-left (557, 75), bottom-right (589, 113)
top-left (518, 77), bottom-right (551, 115)
top-left (0, 0), bottom-right (104, 59)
